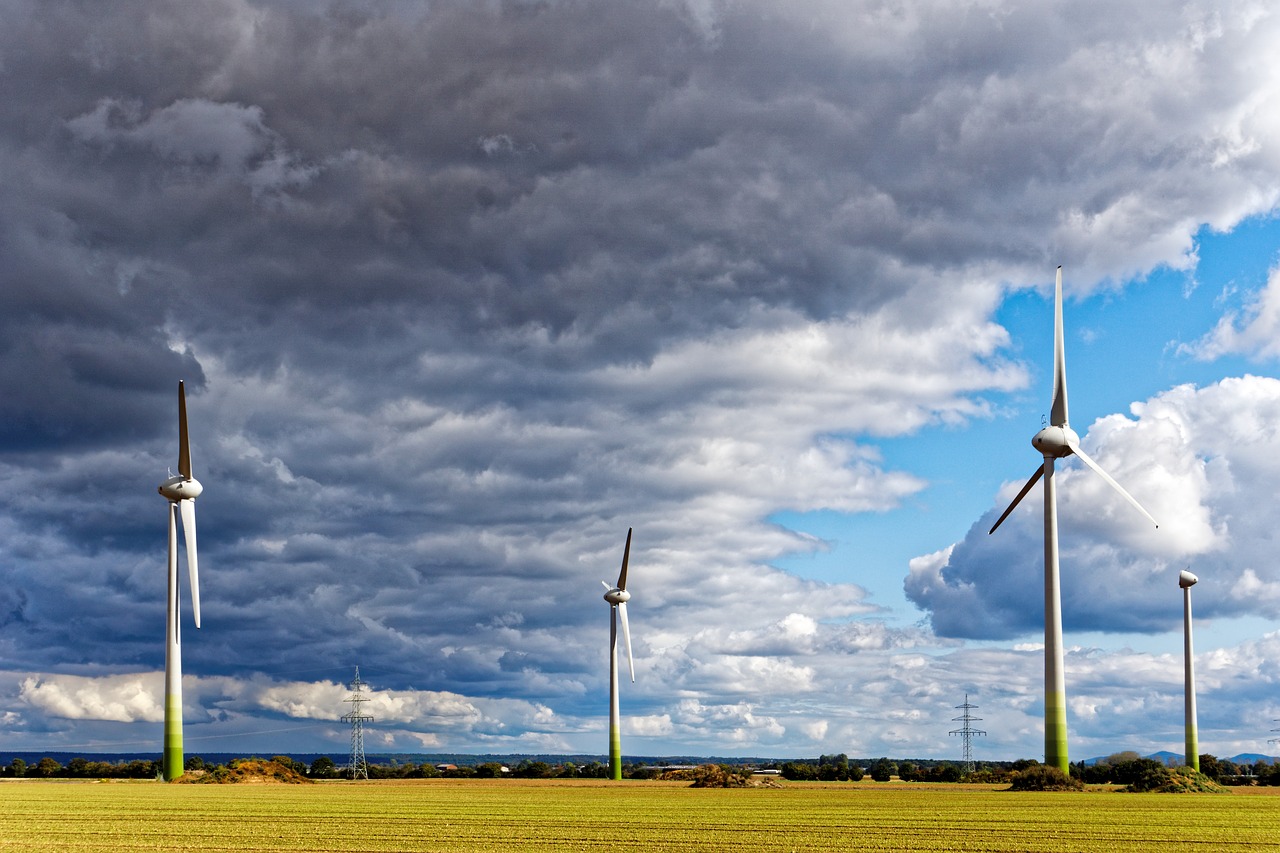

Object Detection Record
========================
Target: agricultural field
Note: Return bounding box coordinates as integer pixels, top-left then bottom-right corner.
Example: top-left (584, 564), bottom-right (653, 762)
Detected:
top-left (2, 778), bottom-right (1280, 852)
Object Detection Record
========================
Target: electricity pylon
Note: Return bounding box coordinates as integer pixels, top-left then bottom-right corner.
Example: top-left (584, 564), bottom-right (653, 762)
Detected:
top-left (949, 694), bottom-right (987, 773)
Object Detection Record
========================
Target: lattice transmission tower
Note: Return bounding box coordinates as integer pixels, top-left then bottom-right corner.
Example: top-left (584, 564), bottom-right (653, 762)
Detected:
top-left (1269, 719), bottom-right (1280, 748)
top-left (341, 666), bottom-right (375, 780)
top-left (949, 694), bottom-right (987, 773)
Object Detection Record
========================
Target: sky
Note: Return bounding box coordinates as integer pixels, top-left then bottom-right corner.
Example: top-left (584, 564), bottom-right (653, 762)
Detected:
top-left (3, 0), bottom-right (1280, 765)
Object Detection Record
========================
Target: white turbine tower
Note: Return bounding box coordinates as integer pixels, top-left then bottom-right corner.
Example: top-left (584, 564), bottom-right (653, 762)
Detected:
top-left (989, 266), bottom-right (1157, 774)
top-left (156, 381), bottom-right (204, 781)
top-left (601, 528), bottom-right (635, 781)
top-left (1180, 569), bottom-right (1200, 772)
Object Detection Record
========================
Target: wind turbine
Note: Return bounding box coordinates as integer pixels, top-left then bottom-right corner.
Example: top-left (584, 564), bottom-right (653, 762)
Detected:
top-left (1180, 569), bottom-right (1199, 772)
top-left (156, 381), bottom-right (204, 781)
top-left (601, 528), bottom-right (635, 781)
top-left (989, 266), bottom-right (1157, 774)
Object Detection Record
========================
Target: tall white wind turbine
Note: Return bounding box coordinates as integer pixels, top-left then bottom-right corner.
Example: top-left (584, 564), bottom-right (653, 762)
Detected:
top-left (1180, 569), bottom-right (1200, 772)
top-left (156, 381), bottom-right (204, 781)
top-left (601, 528), bottom-right (635, 781)
top-left (989, 267), bottom-right (1157, 774)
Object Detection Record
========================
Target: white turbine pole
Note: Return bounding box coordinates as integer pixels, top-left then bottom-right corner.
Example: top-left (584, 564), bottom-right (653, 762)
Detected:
top-left (1181, 570), bottom-right (1200, 772)
top-left (1043, 456), bottom-right (1067, 771)
top-left (608, 604), bottom-right (622, 779)
top-left (164, 503), bottom-right (183, 780)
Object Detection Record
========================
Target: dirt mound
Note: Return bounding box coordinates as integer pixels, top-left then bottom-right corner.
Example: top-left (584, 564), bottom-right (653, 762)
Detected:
top-left (175, 758), bottom-right (312, 784)
top-left (1126, 765), bottom-right (1227, 794)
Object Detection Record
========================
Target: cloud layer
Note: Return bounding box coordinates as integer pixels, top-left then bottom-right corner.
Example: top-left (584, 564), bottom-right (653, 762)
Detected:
top-left (1, 0), bottom-right (1280, 759)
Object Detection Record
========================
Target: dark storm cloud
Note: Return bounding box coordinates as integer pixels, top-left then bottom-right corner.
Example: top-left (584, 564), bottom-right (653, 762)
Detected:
top-left (2, 0), bottom-right (1280, 754)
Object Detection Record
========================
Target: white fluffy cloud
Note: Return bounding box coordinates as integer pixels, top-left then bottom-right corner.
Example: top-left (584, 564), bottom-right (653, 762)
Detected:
top-left (909, 375), bottom-right (1280, 637)
top-left (1189, 262), bottom-right (1280, 361)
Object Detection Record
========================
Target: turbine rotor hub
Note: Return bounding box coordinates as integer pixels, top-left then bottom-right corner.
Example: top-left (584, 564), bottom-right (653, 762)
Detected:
top-left (603, 587), bottom-right (630, 606)
top-left (1032, 425), bottom-right (1077, 459)
top-left (159, 475), bottom-right (203, 502)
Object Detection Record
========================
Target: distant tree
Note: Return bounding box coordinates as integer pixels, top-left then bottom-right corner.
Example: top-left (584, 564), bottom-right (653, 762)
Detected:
top-left (9, 758), bottom-right (25, 778)
top-left (309, 757), bottom-right (336, 778)
top-left (474, 762), bottom-right (506, 778)
top-left (32, 757), bottom-right (62, 778)
top-left (780, 761), bottom-right (817, 781)
top-left (936, 763), bottom-right (962, 783)
top-left (512, 760), bottom-right (551, 778)
top-left (1198, 754), bottom-right (1222, 782)
top-left (67, 757), bottom-right (90, 777)
top-left (555, 762), bottom-right (578, 778)
top-left (817, 754), bottom-right (851, 781)
top-left (897, 761), bottom-right (918, 782)
top-left (578, 761), bottom-right (608, 779)
top-left (185, 756), bottom-right (206, 772)
top-left (868, 758), bottom-right (896, 782)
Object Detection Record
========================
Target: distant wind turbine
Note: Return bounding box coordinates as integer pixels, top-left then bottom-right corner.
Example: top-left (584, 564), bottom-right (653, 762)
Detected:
top-left (156, 381), bottom-right (204, 781)
top-left (989, 266), bottom-right (1157, 774)
top-left (1180, 569), bottom-right (1199, 772)
top-left (601, 528), bottom-right (635, 781)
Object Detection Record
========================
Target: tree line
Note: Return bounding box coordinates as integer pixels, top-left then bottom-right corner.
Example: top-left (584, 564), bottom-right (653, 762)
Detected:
top-left (1070, 752), bottom-right (1280, 786)
top-left (8, 751), bottom-right (1276, 785)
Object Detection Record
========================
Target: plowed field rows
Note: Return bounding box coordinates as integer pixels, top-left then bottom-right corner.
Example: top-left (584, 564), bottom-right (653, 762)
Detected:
top-left (2, 779), bottom-right (1279, 852)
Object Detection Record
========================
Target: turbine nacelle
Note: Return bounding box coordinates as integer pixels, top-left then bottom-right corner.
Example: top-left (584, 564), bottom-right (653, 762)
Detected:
top-left (1179, 569), bottom-right (1199, 589)
top-left (602, 585), bottom-right (631, 606)
top-left (158, 474), bottom-right (204, 502)
top-left (1032, 424), bottom-right (1078, 459)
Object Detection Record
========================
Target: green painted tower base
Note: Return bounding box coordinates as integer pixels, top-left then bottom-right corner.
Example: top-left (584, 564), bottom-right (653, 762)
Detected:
top-left (163, 692), bottom-right (184, 781)
top-left (1045, 689), bottom-right (1069, 774)
top-left (609, 727), bottom-right (622, 781)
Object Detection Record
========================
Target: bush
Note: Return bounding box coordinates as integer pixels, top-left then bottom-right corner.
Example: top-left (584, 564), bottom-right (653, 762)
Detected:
top-left (687, 765), bottom-right (757, 788)
top-left (1008, 765), bottom-right (1083, 791)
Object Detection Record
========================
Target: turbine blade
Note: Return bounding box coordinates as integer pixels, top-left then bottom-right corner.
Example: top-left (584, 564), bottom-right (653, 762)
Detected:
top-left (1067, 438), bottom-right (1159, 528)
top-left (617, 601), bottom-right (634, 682)
top-left (177, 381), bottom-right (193, 480)
top-left (602, 580), bottom-right (611, 591)
top-left (617, 527), bottom-right (632, 590)
top-left (1050, 266), bottom-right (1069, 427)
top-left (179, 499), bottom-right (201, 628)
top-left (988, 465), bottom-right (1045, 534)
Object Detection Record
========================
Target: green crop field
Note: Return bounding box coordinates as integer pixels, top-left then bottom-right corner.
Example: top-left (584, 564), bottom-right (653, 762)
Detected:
top-left (3, 779), bottom-right (1280, 852)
